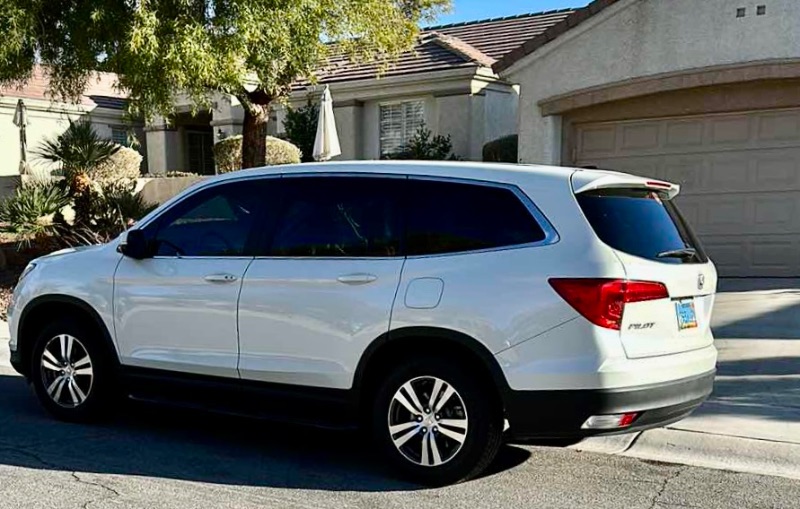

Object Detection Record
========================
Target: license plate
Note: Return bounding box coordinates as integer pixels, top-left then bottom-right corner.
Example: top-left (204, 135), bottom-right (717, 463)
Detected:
top-left (675, 299), bottom-right (698, 330)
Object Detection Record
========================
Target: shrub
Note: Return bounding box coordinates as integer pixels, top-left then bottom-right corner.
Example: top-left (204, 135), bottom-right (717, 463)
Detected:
top-left (283, 101), bottom-right (318, 162)
top-left (213, 135), bottom-right (301, 173)
top-left (88, 145), bottom-right (143, 182)
top-left (482, 134), bottom-right (518, 163)
top-left (386, 126), bottom-right (460, 160)
top-left (63, 180), bottom-right (157, 246)
top-left (0, 179), bottom-right (70, 247)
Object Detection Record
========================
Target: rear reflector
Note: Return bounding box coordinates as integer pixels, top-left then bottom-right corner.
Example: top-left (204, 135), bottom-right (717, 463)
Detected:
top-left (548, 278), bottom-right (669, 330)
top-left (582, 412), bottom-right (640, 430)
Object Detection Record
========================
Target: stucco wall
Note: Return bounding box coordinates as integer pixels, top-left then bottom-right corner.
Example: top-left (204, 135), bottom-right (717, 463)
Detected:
top-left (504, 0), bottom-right (800, 164)
top-left (0, 97), bottom-right (130, 177)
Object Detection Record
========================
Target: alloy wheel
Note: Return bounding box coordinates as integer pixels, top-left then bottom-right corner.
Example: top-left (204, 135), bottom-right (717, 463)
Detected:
top-left (387, 376), bottom-right (469, 467)
top-left (40, 334), bottom-right (94, 408)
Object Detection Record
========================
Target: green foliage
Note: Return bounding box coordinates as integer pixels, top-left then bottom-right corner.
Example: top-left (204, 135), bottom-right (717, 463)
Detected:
top-left (0, 179), bottom-right (70, 246)
top-left (0, 0), bottom-right (450, 168)
top-left (35, 121), bottom-right (120, 180)
top-left (283, 101), bottom-right (319, 163)
top-left (482, 135), bottom-right (518, 164)
top-left (387, 126), bottom-right (460, 160)
top-left (88, 145), bottom-right (144, 182)
top-left (0, 0), bottom-right (450, 117)
top-left (214, 135), bottom-right (302, 173)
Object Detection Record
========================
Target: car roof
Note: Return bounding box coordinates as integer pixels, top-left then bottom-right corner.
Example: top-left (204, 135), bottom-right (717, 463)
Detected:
top-left (212, 160), bottom-right (577, 185)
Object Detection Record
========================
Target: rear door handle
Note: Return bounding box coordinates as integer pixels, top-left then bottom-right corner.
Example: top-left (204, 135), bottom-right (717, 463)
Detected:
top-left (337, 273), bottom-right (378, 285)
top-left (204, 273), bottom-right (238, 283)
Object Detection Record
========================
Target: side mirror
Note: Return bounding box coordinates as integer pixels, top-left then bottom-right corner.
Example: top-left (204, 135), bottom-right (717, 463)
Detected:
top-left (118, 229), bottom-right (152, 259)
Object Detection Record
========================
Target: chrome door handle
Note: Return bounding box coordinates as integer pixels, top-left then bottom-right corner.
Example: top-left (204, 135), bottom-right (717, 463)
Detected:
top-left (204, 273), bottom-right (238, 283)
top-left (336, 273), bottom-right (378, 285)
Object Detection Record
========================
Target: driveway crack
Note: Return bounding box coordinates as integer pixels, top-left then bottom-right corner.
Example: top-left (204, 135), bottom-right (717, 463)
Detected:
top-left (71, 471), bottom-right (121, 509)
top-left (648, 466), bottom-right (685, 509)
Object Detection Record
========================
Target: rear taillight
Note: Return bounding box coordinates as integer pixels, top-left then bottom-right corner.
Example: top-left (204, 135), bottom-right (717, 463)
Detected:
top-left (548, 278), bottom-right (669, 330)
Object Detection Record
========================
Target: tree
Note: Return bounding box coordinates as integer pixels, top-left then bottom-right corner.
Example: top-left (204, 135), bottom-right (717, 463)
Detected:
top-left (283, 100), bottom-right (320, 163)
top-left (0, 0), bottom-right (450, 169)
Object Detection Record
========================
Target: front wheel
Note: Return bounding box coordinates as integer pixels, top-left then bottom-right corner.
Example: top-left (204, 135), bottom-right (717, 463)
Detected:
top-left (30, 319), bottom-right (114, 422)
top-left (372, 357), bottom-right (503, 486)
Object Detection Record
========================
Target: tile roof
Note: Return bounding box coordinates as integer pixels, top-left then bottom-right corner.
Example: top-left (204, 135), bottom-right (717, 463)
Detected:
top-left (0, 67), bottom-right (127, 110)
top-left (494, 0), bottom-right (622, 73)
top-left (301, 9), bottom-right (575, 87)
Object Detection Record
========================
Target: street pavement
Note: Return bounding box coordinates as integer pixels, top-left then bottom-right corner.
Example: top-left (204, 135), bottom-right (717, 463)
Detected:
top-left (1, 280), bottom-right (799, 508)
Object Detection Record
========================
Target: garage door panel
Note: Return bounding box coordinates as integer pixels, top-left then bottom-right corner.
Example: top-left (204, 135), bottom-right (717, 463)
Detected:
top-left (757, 111), bottom-right (800, 142)
top-left (575, 108), bottom-right (800, 276)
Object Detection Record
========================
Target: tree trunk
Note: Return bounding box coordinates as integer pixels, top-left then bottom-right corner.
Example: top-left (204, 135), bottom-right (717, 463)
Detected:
top-left (241, 103), bottom-right (270, 169)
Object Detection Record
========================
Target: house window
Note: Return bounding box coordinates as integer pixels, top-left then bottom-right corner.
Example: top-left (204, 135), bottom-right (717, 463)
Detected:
top-left (380, 100), bottom-right (425, 157)
top-left (111, 128), bottom-right (130, 146)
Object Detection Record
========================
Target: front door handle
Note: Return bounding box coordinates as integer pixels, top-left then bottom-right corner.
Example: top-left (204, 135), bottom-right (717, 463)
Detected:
top-left (204, 273), bottom-right (238, 283)
top-left (337, 273), bottom-right (378, 285)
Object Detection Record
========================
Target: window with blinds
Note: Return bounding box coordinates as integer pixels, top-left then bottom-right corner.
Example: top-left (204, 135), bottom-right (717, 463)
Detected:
top-left (111, 128), bottom-right (130, 146)
top-left (379, 100), bottom-right (425, 157)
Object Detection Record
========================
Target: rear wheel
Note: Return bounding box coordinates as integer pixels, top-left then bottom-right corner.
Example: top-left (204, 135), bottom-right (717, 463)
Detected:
top-left (372, 356), bottom-right (503, 486)
top-left (30, 319), bottom-right (114, 422)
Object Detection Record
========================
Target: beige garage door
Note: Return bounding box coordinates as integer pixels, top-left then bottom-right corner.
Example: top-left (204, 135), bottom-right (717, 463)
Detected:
top-left (574, 108), bottom-right (800, 277)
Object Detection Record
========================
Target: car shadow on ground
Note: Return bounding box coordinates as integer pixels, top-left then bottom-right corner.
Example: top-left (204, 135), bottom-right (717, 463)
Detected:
top-left (0, 374), bottom-right (531, 491)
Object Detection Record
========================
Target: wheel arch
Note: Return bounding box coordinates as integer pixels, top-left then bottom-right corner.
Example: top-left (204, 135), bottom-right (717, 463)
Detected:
top-left (16, 294), bottom-right (119, 377)
top-left (353, 326), bottom-right (510, 411)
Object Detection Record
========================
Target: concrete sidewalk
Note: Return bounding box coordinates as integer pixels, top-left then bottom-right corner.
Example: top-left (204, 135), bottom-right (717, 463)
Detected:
top-left (575, 279), bottom-right (800, 479)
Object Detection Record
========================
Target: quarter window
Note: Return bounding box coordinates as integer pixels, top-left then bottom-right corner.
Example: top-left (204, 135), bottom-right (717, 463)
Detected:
top-left (405, 180), bottom-right (546, 256)
top-left (268, 177), bottom-right (402, 257)
top-left (380, 101), bottom-right (425, 158)
top-left (149, 180), bottom-right (271, 257)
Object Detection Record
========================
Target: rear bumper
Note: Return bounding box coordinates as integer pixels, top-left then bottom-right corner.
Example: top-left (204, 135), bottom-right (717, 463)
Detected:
top-left (504, 369), bottom-right (715, 439)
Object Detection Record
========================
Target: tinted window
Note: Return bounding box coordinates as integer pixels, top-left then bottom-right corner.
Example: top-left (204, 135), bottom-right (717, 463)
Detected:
top-left (406, 180), bottom-right (546, 256)
top-left (268, 177), bottom-right (402, 257)
top-left (150, 180), bottom-right (270, 257)
top-left (577, 189), bottom-right (707, 264)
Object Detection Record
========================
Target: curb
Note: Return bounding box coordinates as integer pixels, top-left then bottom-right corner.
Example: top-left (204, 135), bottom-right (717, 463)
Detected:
top-left (574, 428), bottom-right (800, 481)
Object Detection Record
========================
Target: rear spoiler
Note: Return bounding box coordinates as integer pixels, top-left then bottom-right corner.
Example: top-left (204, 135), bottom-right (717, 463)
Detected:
top-left (571, 170), bottom-right (680, 199)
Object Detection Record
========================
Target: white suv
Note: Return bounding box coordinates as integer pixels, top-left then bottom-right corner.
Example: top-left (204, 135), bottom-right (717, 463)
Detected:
top-left (7, 161), bottom-right (717, 485)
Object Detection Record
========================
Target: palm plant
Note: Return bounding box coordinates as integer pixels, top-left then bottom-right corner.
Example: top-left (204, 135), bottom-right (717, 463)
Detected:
top-left (36, 120), bottom-right (120, 179)
top-left (0, 179), bottom-right (70, 248)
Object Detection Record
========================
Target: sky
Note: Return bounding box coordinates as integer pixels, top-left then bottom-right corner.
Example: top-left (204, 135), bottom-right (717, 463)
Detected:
top-left (427, 0), bottom-right (591, 26)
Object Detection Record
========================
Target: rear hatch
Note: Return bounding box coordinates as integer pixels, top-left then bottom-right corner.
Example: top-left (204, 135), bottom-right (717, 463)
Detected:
top-left (572, 171), bottom-right (716, 359)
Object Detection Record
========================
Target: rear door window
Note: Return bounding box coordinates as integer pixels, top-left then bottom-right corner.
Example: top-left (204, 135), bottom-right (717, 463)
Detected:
top-left (405, 179), bottom-right (546, 256)
top-left (576, 188), bottom-right (707, 264)
top-left (267, 176), bottom-right (403, 257)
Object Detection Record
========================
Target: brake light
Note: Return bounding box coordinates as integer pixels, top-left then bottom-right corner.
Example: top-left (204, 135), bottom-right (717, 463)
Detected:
top-left (646, 180), bottom-right (672, 189)
top-left (548, 279), bottom-right (669, 330)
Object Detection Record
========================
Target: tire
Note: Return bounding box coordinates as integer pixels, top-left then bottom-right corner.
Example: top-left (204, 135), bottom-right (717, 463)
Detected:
top-left (29, 318), bottom-right (115, 422)
top-left (372, 356), bottom-right (503, 486)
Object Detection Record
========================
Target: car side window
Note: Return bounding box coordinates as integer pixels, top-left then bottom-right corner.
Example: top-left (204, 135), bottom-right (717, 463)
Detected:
top-left (267, 176), bottom-right (403, 257)
top-left (406, 179), bottom-right (546, 256)
top-left (149, 180), bottom-right (271, 257)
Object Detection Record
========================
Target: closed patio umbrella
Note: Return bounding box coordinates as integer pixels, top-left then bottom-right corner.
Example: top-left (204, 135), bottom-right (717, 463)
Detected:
top-left (12, 99), bottom-right (31, 175)
top-left (312, 85), bottom-right (341, 162)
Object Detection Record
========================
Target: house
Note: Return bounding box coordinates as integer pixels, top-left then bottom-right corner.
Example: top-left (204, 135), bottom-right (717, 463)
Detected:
top-left (495, 0), bottom-right (800, 277)
top-left (0, 68), bottom-right (143, 194)
top-left (275, 10), bottom-right (575, 161)
top-left (145, 10), bottom-right (576, 173)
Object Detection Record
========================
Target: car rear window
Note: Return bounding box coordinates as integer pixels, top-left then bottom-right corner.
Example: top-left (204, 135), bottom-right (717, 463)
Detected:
top-left (576, 188), bottom-right (707, 264)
